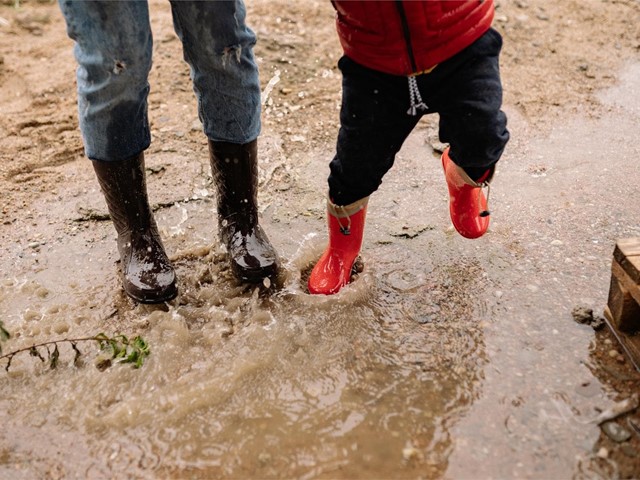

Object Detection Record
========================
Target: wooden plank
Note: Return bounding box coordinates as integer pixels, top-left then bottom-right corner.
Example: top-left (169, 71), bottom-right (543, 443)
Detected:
top-left (626, 255), bottom-right (640, 283)
top-left (605, 237), bottom-right (640, 371)
top-left (612, 261), bottom-right (640, 308)
top-left (604, 306), bottom-right (640, 372)
top-left (614, 238), bottom-right (640, 284)
top-left (608, 264), bottom-right (640, 332)
top-left (616, 237), bottom-right (640, 256)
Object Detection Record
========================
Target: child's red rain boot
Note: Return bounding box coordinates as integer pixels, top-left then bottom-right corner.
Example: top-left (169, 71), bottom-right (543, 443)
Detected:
top-left (308, 197), bottom-right (368, 295)
top-left (442, 148), bottom-right (494, 239)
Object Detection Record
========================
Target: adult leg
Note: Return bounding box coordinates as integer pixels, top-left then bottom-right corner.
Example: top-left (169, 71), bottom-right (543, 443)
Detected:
top-left (58, 0), bottom-right (154, 161)
top-left (59, 0), bottom-right (176, 302)
top-left (170, 0), bottom-right (277, 282)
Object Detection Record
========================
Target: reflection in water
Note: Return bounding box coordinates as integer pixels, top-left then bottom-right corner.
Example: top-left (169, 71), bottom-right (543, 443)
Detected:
top-left (0, 238), bottom-right (490, 479)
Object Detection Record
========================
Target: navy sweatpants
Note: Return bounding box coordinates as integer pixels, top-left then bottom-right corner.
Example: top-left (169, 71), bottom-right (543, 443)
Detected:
top-left (328, 28), bottom-right (510, 206)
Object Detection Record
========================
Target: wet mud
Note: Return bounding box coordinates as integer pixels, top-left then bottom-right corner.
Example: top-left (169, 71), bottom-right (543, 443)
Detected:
top-left (1, 0), bottom-right (640, 478)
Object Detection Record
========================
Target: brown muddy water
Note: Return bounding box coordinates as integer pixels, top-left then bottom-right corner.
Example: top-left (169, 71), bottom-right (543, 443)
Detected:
top-left (1, 64), bottom-right (640, 479)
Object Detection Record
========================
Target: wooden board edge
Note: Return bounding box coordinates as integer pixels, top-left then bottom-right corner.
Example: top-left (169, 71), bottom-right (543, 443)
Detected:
top-left (603, 306), bottom-right (640, 372)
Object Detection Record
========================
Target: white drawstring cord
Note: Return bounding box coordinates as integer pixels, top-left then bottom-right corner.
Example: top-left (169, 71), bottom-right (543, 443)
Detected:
top-left (335, 205), bottom-right (351, 235)
top-left (407, 76), bottom-right (428, 116)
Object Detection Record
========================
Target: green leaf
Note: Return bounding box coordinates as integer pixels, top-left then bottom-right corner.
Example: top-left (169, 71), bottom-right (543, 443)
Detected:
top-left (117, 336), bottom-right (150, 368)
top-left (111, 339), bottom-right (126, 359)
top-left (132, 336), bottom-right (150, 354)
top-left (124, 349), bottom-right (139, 365)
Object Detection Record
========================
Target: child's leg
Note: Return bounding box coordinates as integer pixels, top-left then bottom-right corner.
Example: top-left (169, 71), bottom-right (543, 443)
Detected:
top-left (423, 28), bottom-right (509, 239)
top-left (310, 56), bottom-right (419, 294)
top-left (328, 56), bottom-right (421, 206)
top-left (427, 27), bottom-right (510, 179)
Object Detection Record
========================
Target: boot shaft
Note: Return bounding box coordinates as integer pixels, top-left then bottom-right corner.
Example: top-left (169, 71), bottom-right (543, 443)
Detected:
top-left (442, 148), bottom-right (491, 239)
top-left (92, 153), bottom-right (156, 237)
top-left (208, 139), bottom-right (259, 223)
top-left (443, 148), bottom-right (494, 189)
top-left (208, 139), bottom-right (278, 282)
top-left (307, 196), bottom-right (369, 295)
top-left (327, 196), bottom-right (368, 250)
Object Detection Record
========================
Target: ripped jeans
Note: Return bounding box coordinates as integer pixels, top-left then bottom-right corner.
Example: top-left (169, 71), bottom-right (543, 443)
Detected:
top-left (59, 0), bottom-right (261, 161)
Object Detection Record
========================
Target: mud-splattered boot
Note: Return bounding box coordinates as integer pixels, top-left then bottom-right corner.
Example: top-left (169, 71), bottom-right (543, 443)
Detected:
top-left (208, 139), bottom-right (278, 282)
top-left (308, 196), bottom-right (368, 295)
top-left (92, 153), bottom-right (177, 303)
top-left (442, 148), bottom-right (494, 239)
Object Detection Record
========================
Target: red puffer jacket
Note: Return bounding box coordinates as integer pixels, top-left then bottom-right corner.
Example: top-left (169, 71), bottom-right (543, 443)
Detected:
top-left (332, 0), bottom-right (495, 76)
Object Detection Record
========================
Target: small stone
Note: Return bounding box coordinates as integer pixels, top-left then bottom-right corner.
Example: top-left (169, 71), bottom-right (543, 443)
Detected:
top-left (608, 349), bottom-right (619, 358)
top-left (352, 258), bottom-right (364, 274)
top-left (551, 239), bottom-right (563, 246)
top-left (220, 326), bottom-right (234, 338)
top-left (596, 447), bottom-right (609, 459)
top-left (571, 306), bottom-right (593, 324)
top-left (430, 140), bottom-right (448, 153)
top-left (590, 315), bottom-right (606, 331)
top-left (621, 444), bottom-right (640, 458)
top-left (402, 447), bottom-right (419, 460)
top-left (601, 421), bottom-right (632, 443)
top-left (628, 417), bottom-right (640, 436)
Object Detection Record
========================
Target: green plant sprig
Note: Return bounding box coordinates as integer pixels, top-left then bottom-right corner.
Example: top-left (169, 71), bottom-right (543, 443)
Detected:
top-left (0, 321), bottom-right (150, 372)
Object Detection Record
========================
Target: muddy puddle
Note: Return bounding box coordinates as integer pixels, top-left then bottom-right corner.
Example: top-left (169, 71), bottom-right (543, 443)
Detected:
top-left (1, 64), bottom-right (640, 479)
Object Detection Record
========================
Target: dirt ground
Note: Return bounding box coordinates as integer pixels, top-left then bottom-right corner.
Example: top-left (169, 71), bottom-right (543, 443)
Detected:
top-left (1, 0), bottom-right (640, 477)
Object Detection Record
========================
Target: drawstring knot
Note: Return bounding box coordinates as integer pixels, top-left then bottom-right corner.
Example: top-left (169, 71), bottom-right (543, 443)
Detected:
top-left (407, 76), bottom-right (428, 116)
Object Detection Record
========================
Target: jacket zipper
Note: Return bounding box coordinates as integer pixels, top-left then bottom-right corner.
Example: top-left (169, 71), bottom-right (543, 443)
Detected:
top-left (395, 0), bottom-right (418, 73)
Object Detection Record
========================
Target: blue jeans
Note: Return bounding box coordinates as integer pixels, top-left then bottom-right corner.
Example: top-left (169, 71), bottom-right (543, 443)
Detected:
top-left (59, 0), bottom-right (261, 162)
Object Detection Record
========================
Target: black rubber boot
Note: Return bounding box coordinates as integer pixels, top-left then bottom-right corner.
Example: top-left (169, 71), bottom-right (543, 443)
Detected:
top-left (92, 153), bottom-right (177, 303)
top-left (208, 139), bottom-right (278, 282)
